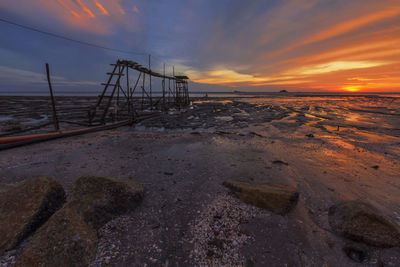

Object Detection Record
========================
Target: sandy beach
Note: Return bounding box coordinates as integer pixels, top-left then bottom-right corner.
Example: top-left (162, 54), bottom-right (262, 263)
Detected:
top-left (1, 94), bottom-right (400, 266)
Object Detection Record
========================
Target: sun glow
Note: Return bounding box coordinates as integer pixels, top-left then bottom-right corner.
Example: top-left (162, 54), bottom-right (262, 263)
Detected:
top-left (342, 85), bottom-right (363, 92)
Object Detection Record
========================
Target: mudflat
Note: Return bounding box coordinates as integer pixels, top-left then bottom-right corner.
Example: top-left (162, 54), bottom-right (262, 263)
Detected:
top-left (1, 95), bottom-right (400, 266)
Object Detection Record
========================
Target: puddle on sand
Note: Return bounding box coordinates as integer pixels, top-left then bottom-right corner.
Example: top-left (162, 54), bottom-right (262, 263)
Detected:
top-left (192, 100), bottom-right (233, 104)
top-left (345, 113), bottom-right (361, 122)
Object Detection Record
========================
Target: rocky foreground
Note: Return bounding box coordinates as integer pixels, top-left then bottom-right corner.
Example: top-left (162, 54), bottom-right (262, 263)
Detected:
top-left (1, 97), bottom-right (400, 266)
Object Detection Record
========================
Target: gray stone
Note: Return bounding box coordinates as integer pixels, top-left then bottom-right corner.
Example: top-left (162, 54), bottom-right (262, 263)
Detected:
top-left (329, 201), bottom-right (400, 247)
top-left (223, 180), bottom-right (299, 215)
top-left (16, 176), bottom-right (144, 266)
top-left (0, 177), bottom-right (66, 253)
top-left (69, 176), bottom-right (144, 229)
top-left (15, 207), bottom-right (98, 267)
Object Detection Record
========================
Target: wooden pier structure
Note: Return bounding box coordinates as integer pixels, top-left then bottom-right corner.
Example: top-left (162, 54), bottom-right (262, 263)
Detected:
top-left (89, 59), bottom-right (190, 125)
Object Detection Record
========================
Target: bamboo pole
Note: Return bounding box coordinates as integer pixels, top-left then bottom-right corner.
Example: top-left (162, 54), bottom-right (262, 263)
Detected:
top-left (163, 63), bottom-right (166, 110)
top-left (45, 63), bottom-right (59, 131)
top-left (149, 55), bottom-right (153, 110)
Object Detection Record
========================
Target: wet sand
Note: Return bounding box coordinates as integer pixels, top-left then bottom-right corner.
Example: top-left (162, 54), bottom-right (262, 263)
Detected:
top-left (1, 95), bottom-right (400, 266)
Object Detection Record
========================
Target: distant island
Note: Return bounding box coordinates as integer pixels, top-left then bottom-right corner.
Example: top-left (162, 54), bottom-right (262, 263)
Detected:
top-left (279, 90), bottom-right (288, 93)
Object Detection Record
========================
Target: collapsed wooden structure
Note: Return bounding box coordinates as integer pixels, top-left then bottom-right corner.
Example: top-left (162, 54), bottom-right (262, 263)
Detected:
top-left (89, 59), bottom-right (190, 125)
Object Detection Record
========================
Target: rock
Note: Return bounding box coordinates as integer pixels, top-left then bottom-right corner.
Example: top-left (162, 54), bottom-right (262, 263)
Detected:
top-left (68, 176), bottom-right (144, 229)
top-left (223, 180), bottom-right (299, 215)
top-left (16, 177), bottom-right (143, 266)
top-left (0, 177), bottom-right (66, 253)
top-left (15, 207), bottom-right (98, 267)
top-left (343, 244), bottom-right (369, 263)
top-left (329, 201), bottom-right (400, 247)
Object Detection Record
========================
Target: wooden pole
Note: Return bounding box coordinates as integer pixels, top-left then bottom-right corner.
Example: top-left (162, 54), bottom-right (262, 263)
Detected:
top-left (163, 63), bottom-right (166, 110)
top-left (126, 64), bottom-right (130, 115)
top-left (149, 54), bottom-right (152, 110)
top-left (117, 65), bottom-right (120, 120)
top-left (173, 66), bottom-right (176, 102)
top-left (141, 70), bottom-right (145, 110)
top-left (45, 63), bottom-right (59, 131)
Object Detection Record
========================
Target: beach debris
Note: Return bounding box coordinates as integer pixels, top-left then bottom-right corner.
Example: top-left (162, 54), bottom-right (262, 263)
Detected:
top-left (164, 172), bottom-right (174, 176)
top-left (223, 180), bottom-right (299, 215)
top-left (305, 133), bottom-right (315, 138)
top-left (215, 130), bottom-right (234, 135)
top-left (15, 206), bottom-right (98, 267)
top-left (328, 201), bottom-right (400, 247)
top-left (371, 165), bottom-right (380, 170)
top-left (272, 160), bottom-right (289, 166)
top-left (0, 177), bottom-right (66, 253)
top-left (249, 131), bottom-right (264, 137)
top-left (16, 177), bottom-right (143, 266)
top-left (215, 116), bottom-right (234, 122)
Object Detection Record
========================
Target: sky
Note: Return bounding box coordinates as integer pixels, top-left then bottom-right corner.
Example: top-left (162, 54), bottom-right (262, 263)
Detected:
top-left (0, 0), bottom-right (400, 93)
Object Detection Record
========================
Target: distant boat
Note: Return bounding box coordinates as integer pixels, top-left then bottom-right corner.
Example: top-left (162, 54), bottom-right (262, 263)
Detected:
top-left (279, 90), bottom-right (288, 93)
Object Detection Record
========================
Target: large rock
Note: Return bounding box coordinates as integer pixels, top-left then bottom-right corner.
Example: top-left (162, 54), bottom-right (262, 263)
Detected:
top-left (223, 180), bottom-right (299, 215)
top-left (329, 201), bottom-right (400, 247)
top-left (0, 177), bottom-right (66, 253)
top-left (15, 207), bottom-right (98, 267)
top-left (68, 176), bottom-right (144, 229)
top-left (16, 176), bottom-right (143, 266)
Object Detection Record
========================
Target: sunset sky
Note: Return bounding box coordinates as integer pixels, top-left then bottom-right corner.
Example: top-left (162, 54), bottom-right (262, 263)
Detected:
top-left (0, 0), bottom-right (399, 92)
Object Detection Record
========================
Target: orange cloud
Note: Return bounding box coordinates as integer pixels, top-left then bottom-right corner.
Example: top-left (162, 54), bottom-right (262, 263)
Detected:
top-left (34, 0), bottom-right (137, 35)
top-left (132, 6), bottom-right (139, 14)
top-left (263, 6), bottom-right (400, 59)
top-left (94, 0), bottom-right (109, 15)
top-left (75, 0), bottom-right (95, 18)
top-left (57, 0), bottom-right (80, 18)
top-left (300, 7), bottom-right (400, 47)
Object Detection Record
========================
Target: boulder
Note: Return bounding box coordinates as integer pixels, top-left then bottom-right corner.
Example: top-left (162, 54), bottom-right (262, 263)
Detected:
top-left (329, 201), bottom-right (400, 247)
top-left (15, 207), bottom-right (98, 267)
top-left (223, 180), bottom-right (299, 215)
top-left (16, 176), bottom-right (143, 266)
top-left (0, 177), bottom-right (66, 253)
top-left (68, 176), bottom-right (144, 229)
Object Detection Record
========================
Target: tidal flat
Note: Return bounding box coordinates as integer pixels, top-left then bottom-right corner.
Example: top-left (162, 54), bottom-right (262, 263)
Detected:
top-left (1, 94), bottom-right (400, 266)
